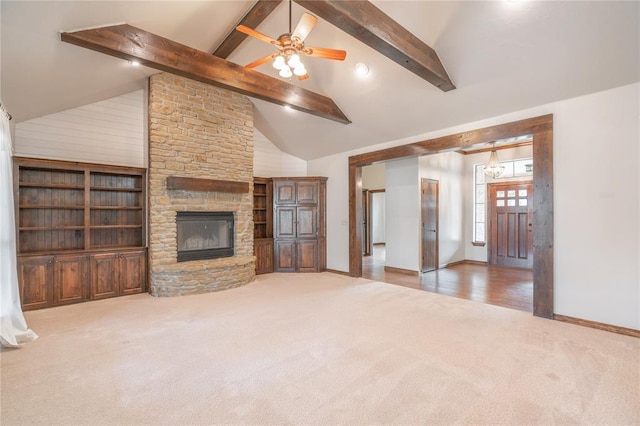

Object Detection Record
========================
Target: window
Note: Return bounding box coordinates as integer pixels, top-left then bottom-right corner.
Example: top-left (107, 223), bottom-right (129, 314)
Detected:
top-left (472, 157), bottom-right (532, 244)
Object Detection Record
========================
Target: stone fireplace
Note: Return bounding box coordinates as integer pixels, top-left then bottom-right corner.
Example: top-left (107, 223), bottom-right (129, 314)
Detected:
top-left (148, 74), bottom-right (255, 296)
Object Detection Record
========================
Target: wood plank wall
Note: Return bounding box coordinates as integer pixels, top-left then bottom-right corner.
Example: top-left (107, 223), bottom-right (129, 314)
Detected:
top-left (14, 91), bottom-right (145, 167)
top-left (254, 129), bottom-right (307, 177)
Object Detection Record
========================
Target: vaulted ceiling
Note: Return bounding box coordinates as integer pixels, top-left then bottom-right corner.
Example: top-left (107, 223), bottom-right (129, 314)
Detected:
top-left (2, 1), bottom-right (638, 160)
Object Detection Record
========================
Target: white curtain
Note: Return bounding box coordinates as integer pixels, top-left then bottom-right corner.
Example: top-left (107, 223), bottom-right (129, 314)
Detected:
top-left (0, 107), bottom-right (37, 347)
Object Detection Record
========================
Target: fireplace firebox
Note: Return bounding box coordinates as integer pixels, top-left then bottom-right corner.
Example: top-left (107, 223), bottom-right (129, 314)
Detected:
top-left (176, 212), bottom-right (234, 262)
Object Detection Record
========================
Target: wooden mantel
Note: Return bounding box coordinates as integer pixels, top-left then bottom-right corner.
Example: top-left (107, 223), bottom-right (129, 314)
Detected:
top-left (166, 176), bottom-right (250, 193)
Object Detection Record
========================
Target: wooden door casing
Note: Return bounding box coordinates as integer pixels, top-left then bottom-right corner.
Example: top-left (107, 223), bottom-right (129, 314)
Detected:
top-left (421, 179), bottom-right (439, 273)
top-left (489, 182), bottom-right (533, 269)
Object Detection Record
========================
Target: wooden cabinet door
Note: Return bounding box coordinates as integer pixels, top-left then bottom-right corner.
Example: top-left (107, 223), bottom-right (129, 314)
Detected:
top-left (53, 254), bottom-right (87, 305)
top-left (254, 239), bottom-right (274, 274)
top-left (90, 253), bottom-right (119, 299)
top-left (275, 206), bottom-right (296, 238)
top-left (17, 256), bottom-right (53, 310)
top-left (274, 240), bottom-right (296, 272)
top-left (120, 251), bottom-right (146, 295)
top-left (296, 181), bottom-right (318, 204)
top-left (297, 240), bottom-right (318, 272)
top-left (296, 206), bottom-right (317, 238)
top-left (274, 180), bottom-right (296, 204)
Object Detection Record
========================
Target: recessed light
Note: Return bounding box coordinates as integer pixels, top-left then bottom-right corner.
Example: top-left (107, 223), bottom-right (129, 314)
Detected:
top-left (355, 63), bottom-right (369, 76)
top-left (283, 105), bottom-right (292, 111)
top-left (129, 60), bottom-right (141, 67)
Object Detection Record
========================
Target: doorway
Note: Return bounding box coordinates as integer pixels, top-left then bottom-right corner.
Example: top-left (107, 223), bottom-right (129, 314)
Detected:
top-left (348, 114), bottom-right (554, 319)
top-left (420, 178), bottom-right (439, 272)
top-left (488, 182), bottom-right (533, 269)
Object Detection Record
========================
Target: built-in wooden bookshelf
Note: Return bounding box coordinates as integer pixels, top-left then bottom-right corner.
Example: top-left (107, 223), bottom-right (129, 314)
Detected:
top-left (14, 158), bottom-right (147, 310)
top-left (253, 177), bottom-right (273, 274)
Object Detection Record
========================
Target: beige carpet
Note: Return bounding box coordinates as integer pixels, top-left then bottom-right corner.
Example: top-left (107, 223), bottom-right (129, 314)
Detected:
top-left (1, 272), bottom-right (638, 425)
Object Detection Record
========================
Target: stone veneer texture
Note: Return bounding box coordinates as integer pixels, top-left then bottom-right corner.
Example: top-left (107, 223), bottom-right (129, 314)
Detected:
top-left (148, 74), bottom-right (255, 296)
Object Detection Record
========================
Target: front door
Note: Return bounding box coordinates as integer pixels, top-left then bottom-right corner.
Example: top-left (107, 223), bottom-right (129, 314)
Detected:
top-left (488, 182), bottom-right (533, 269)
top-left (421, 179), bottom-right (439, 273)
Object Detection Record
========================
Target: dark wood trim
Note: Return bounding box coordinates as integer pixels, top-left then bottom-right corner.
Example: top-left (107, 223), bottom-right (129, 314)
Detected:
top-left (295, 1), bottom-right (454, 92)
top-left (384, 266), bottom-right (419, 276)
top-left (554, 314), bottom-right (640, 338)
top-left (326, 268), bottom-right (351, 276)
top-left (61, 24), bottom-right (351, 124)
top-left (348, 114), bottom-right (554, 319)
top-left (212, 0), bottom-right (282, 59)
top-left (348, 115), bottom-right (551, 167)
top-left (462, 259), bottom-right (489, 266)
top-left (457, 141), bottom-right (533, 155)
top-left (369, 189), bottom-right (386, 193)
top-left (166, 176), bottom-right (249, 193)
top-left (471, 241), bottom-right (486, 247)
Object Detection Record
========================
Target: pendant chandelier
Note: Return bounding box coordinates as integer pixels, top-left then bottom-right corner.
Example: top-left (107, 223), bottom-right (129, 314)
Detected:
top-left (484, 143), bottom-right (505, 178)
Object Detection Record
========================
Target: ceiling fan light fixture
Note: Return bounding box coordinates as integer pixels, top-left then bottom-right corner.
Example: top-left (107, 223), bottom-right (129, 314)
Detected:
top-left (287, 54), bottom-right (302, 68)
top-left (279, 66), bottom-right (293, 78)
top-left (293, 65), bottom-right (307, 76)
top-left (273, 55), bottom-right (286, 70)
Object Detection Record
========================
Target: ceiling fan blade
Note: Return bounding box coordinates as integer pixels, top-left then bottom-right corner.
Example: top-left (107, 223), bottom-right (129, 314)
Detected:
top-left (305, 47), bottom-right (347, 61)
top-left (236, 25), bottom-right (277, 45)
top-left (245, 54), bottom-right (276, 69)
top-left (292, 13), bottom-right (317, 42)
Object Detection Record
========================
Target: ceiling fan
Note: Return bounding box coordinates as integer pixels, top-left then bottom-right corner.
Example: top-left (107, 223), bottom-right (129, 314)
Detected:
top-left (236, 1), bottom-right (347, 80)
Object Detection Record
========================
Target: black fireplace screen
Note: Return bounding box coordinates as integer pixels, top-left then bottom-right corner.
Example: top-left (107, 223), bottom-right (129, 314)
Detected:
top-left (176, 212), bottom-right (234, 262)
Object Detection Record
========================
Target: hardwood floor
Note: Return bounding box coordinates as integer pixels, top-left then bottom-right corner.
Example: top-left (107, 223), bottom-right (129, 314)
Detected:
top-left (362, 244), bottom-right (533, 313)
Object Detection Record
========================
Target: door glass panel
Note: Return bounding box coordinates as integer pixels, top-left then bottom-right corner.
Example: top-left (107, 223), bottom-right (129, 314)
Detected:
top-left (497, 200), bottom-right (505, 207)
top-left (497, 191), bottom-right (505, 198)
top-left (507, 190), bottom-right (516, 198)
top-left (507, 199), bottom-right (516, 206)
top-left (518, 189), bottom-right (527, 197)
top-left (519, 199), bottom-right (528, 206)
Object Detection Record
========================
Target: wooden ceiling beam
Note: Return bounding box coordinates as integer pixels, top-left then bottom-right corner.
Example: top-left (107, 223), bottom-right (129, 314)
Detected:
top-left (212, 0), bottom-right (282, 59)
top-left (294, 0), bottom-right (455, 92)
top-left (61, 24), bottom-right (351, 124)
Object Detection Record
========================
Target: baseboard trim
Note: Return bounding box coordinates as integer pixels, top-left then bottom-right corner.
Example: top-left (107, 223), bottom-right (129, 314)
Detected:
top-left (463, 260), bottom-right (489, 266)
top-left (326, 268), bottom-right (350, 276)
top-left (440, 260), bottom-right (466, 268)
top-left (554, 314), bottom-right (640, 338)
top-left (384, 266), bottom-right (419, 276)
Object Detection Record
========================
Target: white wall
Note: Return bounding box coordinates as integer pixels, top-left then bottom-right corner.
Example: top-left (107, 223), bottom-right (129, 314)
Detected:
top-left (371, 192), bottom-right (385, 244)
top-left (254, 128), bottom-right (307, 177)
top-left (362, 162), bottom-right (386, 189)
top-left (308, 82), bottom-right (639, 330)
top-left (14, 91), bottom-right (145, 167)
top-left (385, 158), bottom-right (420, 271)
top-left (419, 151), bottom-right (465, 267)
top-left (463, 145), bottom-right (534, 262)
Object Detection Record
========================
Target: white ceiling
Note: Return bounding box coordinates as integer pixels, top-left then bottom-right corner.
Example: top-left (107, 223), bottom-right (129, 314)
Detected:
top-left (2, 1), bottom-right (638, 160)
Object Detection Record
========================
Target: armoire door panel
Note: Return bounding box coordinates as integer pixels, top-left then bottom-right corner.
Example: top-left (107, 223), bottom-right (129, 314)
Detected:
top-left (274, 181), bottom-right (296, 204)
top-left (297, 240), bottom-right (318, 272)
top-left (297, 206), bottom-right (317, 238)
top-left (274, 240), bottom-right (296, 272)
top-left (275, 207), bottom-right (296, 238)
top-left (296, 181), bottom-right (319, 204)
